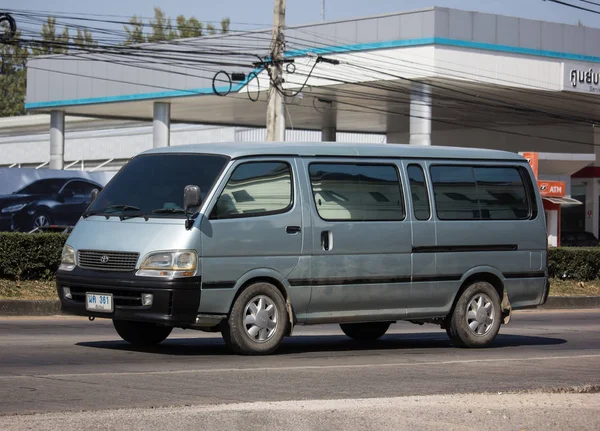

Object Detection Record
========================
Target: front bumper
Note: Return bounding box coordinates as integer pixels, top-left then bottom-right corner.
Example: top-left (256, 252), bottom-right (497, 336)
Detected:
top-left (56, 267), bottom-right (201, 326)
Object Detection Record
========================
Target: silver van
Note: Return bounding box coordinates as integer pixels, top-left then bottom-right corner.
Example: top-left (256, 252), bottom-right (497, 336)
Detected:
top-left (56, 143), bottom-right (549, 355)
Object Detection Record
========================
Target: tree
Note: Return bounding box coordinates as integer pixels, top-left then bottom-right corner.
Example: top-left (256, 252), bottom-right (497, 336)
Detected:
top-left (32, 17), bottom-right (69, 55)
top-left (73, 28), bottom-right (98, 50)
top-left (176, 15), bottom-right (203, 38)
top-left (147, 7), bottom-right (177, 43)
top-left (206, 23), bottom-right (216, 35)
top-left (221, 18), bottom-right (230, 34)
top-left (125, 15), bottom-right (145, 45)
top-left (0, 26), bottom-right (28, 117)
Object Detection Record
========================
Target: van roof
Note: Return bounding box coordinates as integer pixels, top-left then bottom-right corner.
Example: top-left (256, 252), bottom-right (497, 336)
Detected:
top-left (142, 142), bottom-right (525, 161)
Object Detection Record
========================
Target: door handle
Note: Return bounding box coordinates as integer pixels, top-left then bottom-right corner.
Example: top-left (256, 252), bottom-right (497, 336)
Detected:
top-left (286, 225), bottom-right (301, 234)
top-left (321, 230), bottom-right (333, 251)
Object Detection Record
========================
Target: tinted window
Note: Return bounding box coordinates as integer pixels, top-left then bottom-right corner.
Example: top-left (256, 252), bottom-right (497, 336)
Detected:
top-left (63, 180), bottom-right (98, 197)
top-left (407, 164), bottom-right (430, 220)
top-left (309, 163), bottom-right (404, 221)
top-left (88, 154), bottom-right (228, 217)
top-left (430, 165), bottom-right (531, 221)
top-left (474, 167), bottom-right (528, 220)
top-left (211, 162), bottom-right (292, 219)
top-left (17, 179), bottom-right (67, 195)
top-left (430, 166), bottom-right (479, 220)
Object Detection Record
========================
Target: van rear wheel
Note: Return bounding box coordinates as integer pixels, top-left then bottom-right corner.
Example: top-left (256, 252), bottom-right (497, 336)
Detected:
top-left (340, 322), bottom-right (390, 341)
top-left (112, 320), bottom-right (172, 346)
top-left (221, 282), bottom-right (289, 355)
top-left (447, 281), bottom-right (502, 348)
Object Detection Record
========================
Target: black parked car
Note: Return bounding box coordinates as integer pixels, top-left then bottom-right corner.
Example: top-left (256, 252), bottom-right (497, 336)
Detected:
top-left (0, 178), bottom-right (102, 232)
top-left (561, 231), bottom-right (600, 247)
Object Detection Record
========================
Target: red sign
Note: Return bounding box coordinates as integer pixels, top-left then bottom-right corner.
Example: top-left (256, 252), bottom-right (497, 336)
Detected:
top-left (522, 152), bottom-right (539, 179)
top-left (539, 180), bottom-right (565, 197)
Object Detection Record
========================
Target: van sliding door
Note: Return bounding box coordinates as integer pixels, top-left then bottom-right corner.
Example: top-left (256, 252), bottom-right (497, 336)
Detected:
top-left (300, 158), bottom-right (412, 322)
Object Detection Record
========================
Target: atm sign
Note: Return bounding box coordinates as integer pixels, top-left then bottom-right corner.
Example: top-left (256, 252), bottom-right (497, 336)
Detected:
top-left (538, 181), bottom-right (565, 197)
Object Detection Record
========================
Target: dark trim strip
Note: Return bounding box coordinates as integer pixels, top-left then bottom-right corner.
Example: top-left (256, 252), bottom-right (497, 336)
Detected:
top-left (288, 271), bottom-right (545, 287)
top-left (412, 274), bottom-right (462, 283)
top-left (504, 272), bottom-right (546, 279)
top-left (412, 244), bottom-right (518, 253)
top-left (202, 282), bottom-right (236, 289)
top-left (289, 276), bottom-right (411, 287)
top-left (289, 275), bottom-right (461, 286)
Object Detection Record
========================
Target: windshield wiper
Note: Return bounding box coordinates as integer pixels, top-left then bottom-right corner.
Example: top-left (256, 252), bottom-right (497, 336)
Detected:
top-left (104, 204), bottom-right (141, 212)
top-left (152, 208), bottom-right (186, 214)
top-left (83, 205), bottom-right (147, 221)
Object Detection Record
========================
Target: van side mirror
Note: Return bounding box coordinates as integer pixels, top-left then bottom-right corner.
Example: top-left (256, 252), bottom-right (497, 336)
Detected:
top-left (183, 185), bottom-right (202, 213)
top-left (183, 185), bottom-right (202, 230)
top-left (90, 189), bottom-right (99, 203)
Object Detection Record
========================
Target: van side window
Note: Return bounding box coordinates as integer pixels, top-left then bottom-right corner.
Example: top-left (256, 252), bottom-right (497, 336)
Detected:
top-left (430, 165), bottom-right (530, 221)
top-left (211, 161), bottom-right (292, 219)
top-left (407, 165), bottom-right (430, 220)
top-left (474, 167), bottom-right (529, 219)
top-left (430, 166), bottom-right (479, 220)
top-left (308, 163), bottom-right (405, 221)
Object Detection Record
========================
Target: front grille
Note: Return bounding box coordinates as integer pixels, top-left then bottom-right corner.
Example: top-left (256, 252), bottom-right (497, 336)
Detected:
top-left (78, 250), bottom-right (139, 272)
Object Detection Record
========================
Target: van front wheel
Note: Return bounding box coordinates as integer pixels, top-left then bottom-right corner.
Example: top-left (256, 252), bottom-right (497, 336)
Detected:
top-left (340, 322), bottom-right (390, 341)
top-left (112, 320), bottom-right (172, 346)
top-left (447, 282), bottom-right (502, 348)
top-left (221, 282), bottom-right (289, 355)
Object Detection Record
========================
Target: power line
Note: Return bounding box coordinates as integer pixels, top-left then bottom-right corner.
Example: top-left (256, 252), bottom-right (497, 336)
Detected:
top-left (545, 0), bottom-right (600, 15)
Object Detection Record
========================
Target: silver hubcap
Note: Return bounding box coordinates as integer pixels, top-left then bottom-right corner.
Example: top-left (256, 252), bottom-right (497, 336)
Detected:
top-left (243, 295), bottom-right (278, 343)
top-left (34, 215), bottom-right (49, 228)
top-left (466, 293), bottom-right (495, 336)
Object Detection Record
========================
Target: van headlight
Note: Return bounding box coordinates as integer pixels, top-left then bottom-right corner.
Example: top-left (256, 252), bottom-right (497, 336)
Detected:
top-left (59, 245), bottom-right (76, 271)
top-left (136, 250), bottom-right (197, 278)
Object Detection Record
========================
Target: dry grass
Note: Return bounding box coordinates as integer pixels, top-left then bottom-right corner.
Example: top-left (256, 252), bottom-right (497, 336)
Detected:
top-left (0, 279), bottom-right (58, 300)
top-left (1, 278), bottom-right (600, 300)
top-left (549, 278), bottom-right (600, 296)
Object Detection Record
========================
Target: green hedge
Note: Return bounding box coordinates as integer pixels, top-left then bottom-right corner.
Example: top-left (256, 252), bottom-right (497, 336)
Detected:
top-left (0, 233), bottom-right (67, 280)
top-left (0, 231), bottom-right (599, 282)
top-left (548, 247), bottom-right (600, 281)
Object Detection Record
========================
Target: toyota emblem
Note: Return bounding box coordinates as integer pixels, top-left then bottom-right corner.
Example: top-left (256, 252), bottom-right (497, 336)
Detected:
top-left (100, 255), bottom-right (110, 264)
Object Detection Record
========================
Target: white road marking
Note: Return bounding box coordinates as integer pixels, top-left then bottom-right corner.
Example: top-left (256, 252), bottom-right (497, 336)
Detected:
top-left (1, 353), bottom-right (599, 380)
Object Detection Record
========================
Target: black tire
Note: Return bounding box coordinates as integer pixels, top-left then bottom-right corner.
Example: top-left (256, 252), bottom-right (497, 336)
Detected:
top-left (340, 322), bottom-right (390, 341)
top-left (112, 320), bottom-right (172, 347)
top-left (221, 282), bottom-right (289, 355)
top-left (447, 281), bottom-right (502, 348)
top-left (31, 209), bottom-right (52, 230)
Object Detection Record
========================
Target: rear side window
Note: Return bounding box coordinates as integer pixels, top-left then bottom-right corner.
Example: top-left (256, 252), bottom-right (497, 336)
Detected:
top-left (407, 165), bottom-right (431, 221)
top-left (211, 161), bottom-right (292, 219)
top-left (474, 167), bottom-right (529, 219)
top-left (430, 166), bottom-right (479, 220)
top-left (430, 165), bottom-right (530, 221)
top-left (308, 163), bottom-right (405, 221)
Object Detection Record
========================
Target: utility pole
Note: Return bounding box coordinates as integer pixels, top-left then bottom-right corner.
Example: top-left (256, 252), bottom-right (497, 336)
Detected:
top-left (266, 0), bottom-right (286, 142)
top-left (321, 0), bottom-right (325, 21)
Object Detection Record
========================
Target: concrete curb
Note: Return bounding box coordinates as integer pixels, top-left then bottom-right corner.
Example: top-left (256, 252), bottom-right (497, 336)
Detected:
top-left (1, 296), bottom-right (600, 316)
top-left (0, 300), bottom-right (61, 316)
top-left (540, 296), bottom-right (600, 310)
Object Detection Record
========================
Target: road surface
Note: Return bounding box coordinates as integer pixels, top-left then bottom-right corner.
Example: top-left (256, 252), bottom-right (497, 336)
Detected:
top-left (1, 310), bottom-right (599, 429)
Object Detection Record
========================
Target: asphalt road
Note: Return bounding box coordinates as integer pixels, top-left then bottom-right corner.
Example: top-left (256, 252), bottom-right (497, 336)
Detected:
top-left (0, 310), bottom-right (599, 417)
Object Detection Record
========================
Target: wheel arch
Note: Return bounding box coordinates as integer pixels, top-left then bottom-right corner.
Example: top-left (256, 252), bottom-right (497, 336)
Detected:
top-left (228, 268), bottom-right (296, 331)
top-left (447, 266), bottom-right (505, 320)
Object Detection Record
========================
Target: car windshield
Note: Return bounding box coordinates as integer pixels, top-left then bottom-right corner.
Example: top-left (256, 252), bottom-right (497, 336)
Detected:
top-left (16, 179), bottom-right (68, 195)
top-left (87, 153), bottom-right (228, 217)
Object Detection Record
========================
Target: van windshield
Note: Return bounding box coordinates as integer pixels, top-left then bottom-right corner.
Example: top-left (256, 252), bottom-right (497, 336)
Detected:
top-left (87, 153), bottom-right (228, 218)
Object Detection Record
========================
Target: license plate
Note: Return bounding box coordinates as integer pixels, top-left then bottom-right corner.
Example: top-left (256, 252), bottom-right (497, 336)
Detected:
top-left (86, 293), bottom-right (113, 313)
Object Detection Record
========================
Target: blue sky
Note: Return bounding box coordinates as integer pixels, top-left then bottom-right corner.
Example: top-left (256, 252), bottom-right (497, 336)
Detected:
top-left (7, 0), bottom-right (600, 31)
